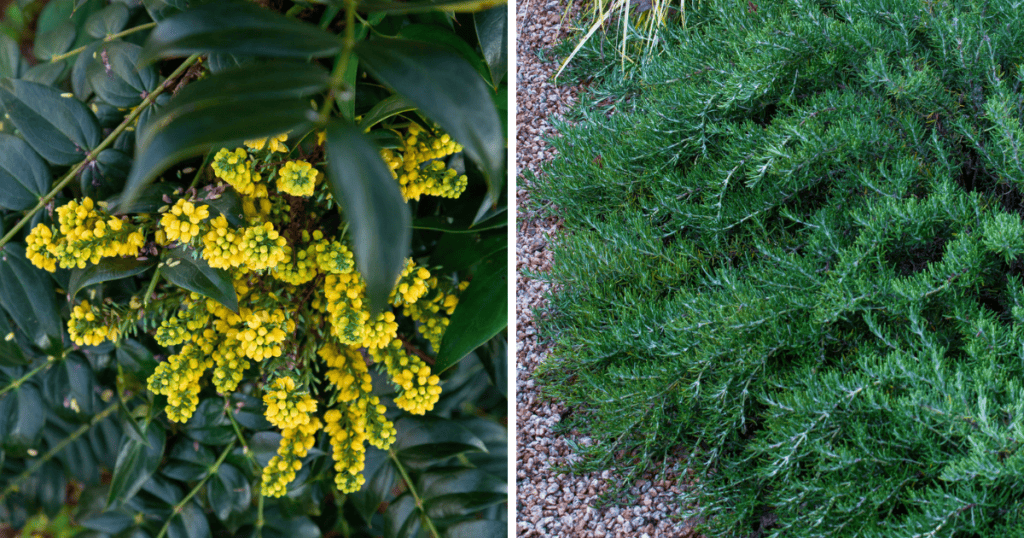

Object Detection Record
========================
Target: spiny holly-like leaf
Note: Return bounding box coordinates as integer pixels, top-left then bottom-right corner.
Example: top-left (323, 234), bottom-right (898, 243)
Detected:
top-left (0, 78), bottom-right (101, 166)
top-left (436, 250), bottom-right (506, 371)
top-left (160, 245), bottom-right (239, 313)
top-left (419, 467), bottom-right (506, 518)
top-left (0, 133), bottom-right (51, 210)
top-left (107, 421), bottom-right (165, 508)
top-left (0, 244), bottom-right (63, 351)
top-left (88, 42), bottom-right (159, 108)
top-left (323, 121), bottom-right (411, 315)
top-left (355, 38), bottom-right (504, 223)
top-left (140, 0), bottom-right (341, 64)
top-left (392, 415), bottom-right (487, 464)
top-left (85, 3), bottom-right (129, 38)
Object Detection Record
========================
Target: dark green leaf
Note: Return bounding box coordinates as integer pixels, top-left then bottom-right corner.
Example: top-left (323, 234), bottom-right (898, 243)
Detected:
top-left (206, 53), bottom-right (256, 74)
top-left (42, 414), bottom-right (100, 484)
top-left (140, 0), bottom-right (341, 64)
top-left (167, 501), bottom-right (211, 538)
top-left (71, 43), bottom-right (97, 100)
top-left (412, 211), bottom-right (506, 233)
top-left (68, 257), bottom-right (155, 299)
top-left (20, 61), bottom-right (67, 86)
top-left (88, 412), bottom-right (121, 468)
top-left (382, 493), bottom-right (419, 538)
top-left (115, 338), bottom-right (158, 378)
top-left (0, 244), bottom-right (63, 351)
top-left (323, 121), bottom-right (411, 314)
top-left (228, 392), bottom-right (271, 431)
top-left (474, 6), bottom-right (506, 87)
top-left (163, 439), bottom-right (215, 481)
top-left (250, 431), bottom-right (282, 467)
top-left (0, 34), bottom-right (26, 79)
top-left (6, 384), bottom-right (45, 452)
top-left (436, 251), bottom-right (506, 371)
top-left (81, 510), bottom-right (135, 534)
top-left (355, 38), bottom-right (503, 222)
top-left (204, 187), bottom-right (246, 227)
top-left (419, 468), bottom-right (506, 518)
top-left (429, 232), bottom-right (505, 273)
top-left (0, 312), bottom-right (28, 366)
top-left (142, 473), bottom-right (184, 506)
top-left (117, 62), bottom-right (326, 212)
top-left (349, 446), bottom-right (397, 522)
top-left (359, 94), bottom-right (417, 130)
top-left (33, 21), bottom-right (76, 62)
top-left (89, 42), bottom-right (159, 108)
top-left (476, 333), bottom-right (506, 396)
top-left (0, 78), bottom-right (101, 166)
top-left (161, 245), bottom-right (239, 313)
top-left (37, 0), bottom-right (72, 35)
top-left (393, 415), bottom-right (486, 463)
top-left (64, 353), bottom-right (100, 415)
top-left (85, 3), bottom-right (129, 38)
top-left (208, 463), bottom-right (251, 521)
top-left (396, 25), bottom-right (490, 84)
top-left (0, 133), bottom-right (51, 210)
top-left (184, 396), bottom-right (234, 446)
top-left (445, 520), bottom-right (505, 538)
top-left (107, 422), bottom-right (165, 508)
top-left (108, 182), bottom-right (178, 214)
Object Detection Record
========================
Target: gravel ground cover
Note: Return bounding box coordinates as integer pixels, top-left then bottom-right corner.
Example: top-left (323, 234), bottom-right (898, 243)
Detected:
top-left (515, 3), bottom-right (697, 536)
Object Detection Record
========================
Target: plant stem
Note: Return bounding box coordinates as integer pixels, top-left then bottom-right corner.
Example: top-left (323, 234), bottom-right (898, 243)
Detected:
top-left (0, 401), bottom-right (118, 503)
top-left (50, 22), bottom-right (158, 63)
top-left (319, 0), bottom-right (357, 124)
top-left (389, 449), bottom-right (441, 538)
top-left (143, 267), bottom-right (162, 307)
top-left (0, 356), bottom-right (59, 398)
top-left (0, 53), bottom-right (202, 252)
top-left (154, 439), bottom-right (237, 538)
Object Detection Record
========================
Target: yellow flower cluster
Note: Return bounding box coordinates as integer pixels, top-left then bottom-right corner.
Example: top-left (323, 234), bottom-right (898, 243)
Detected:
top-left (147, 344), bottom-right (212, 422)
top-left (68, 300), bottom-right (119, 347)
top-left (276, 160), bottom-right (317, 197)
top-left (158, 199), bottom-right (209, 244)
top-left (215, 306), bottom-right (293, 362)
top-left (390, 259), bottom-right (432, 306)
top-left (202, 217), bottom-right (287, 272)
top-left (323, 272), bottom-right (398, 349)
top-left (43, 128), bottom-right (477, 499)
top-left (402, 278), bottom-right (466, 351)
top-left (263, 377), bottom-right (318, 430)
top-left (380, 123), bottom-right (468, 201)
top-left (212, 148), bottom-right (263, 197)
top-left (245, 132), bottom-right (289, 153)
top-left (322, 390), bottom-right (396, 494)
top-left (312, 232), bottom-right (355, 275)
top-left (371, 340), bottom-right (442, 415)
top-left (26, 197), bottom-right (144, 271)
top-left (261, 376), bottom-right (323, 498)
top-left (154, 294), bottom-right (210, 346)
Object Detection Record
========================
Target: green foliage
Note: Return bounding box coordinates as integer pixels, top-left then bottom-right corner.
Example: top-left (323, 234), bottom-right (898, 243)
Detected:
top-left (535, 0), bottom-right (1024, 535)
top-left (0, 0), bottom-right (507, 535)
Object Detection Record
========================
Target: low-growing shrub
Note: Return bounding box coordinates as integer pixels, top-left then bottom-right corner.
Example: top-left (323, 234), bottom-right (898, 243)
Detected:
top-left (533, 0), bottom-right (1024, 535)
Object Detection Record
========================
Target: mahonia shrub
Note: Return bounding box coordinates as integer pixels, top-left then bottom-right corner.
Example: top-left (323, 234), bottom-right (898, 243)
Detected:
top-left (534, 0), bottom-right (1024, 536)
top-left (0, 0), bottom-right (507, 534)
top-left (26, 130), bottom-right (468, 495)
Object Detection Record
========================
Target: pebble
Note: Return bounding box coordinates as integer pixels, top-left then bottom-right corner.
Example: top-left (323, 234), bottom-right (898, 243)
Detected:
top-left (515, 0), bottom-right (698, 536)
